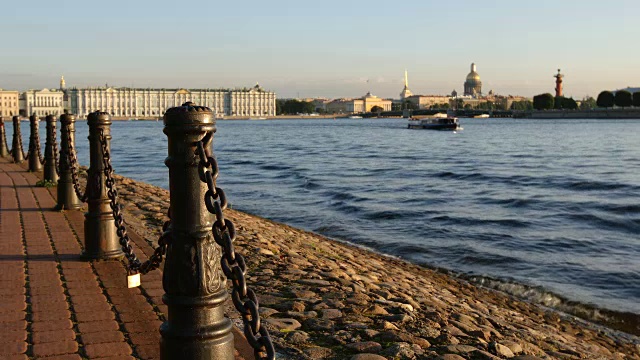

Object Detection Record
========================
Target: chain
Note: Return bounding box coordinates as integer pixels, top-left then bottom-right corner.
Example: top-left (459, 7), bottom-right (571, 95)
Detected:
top-left (99, 128), bottom-right (170, 275)
top-left (196, 132), bottom-right (275, 360)
top-left (51, 123), bottom-right (60, 174)
top-left (65, 123), bottom-right (88, 203)
top-left (17, 127), bottom-right (27, 159)
top-left (30, 124), bottom-right (44, 164)
top-left (1, 123), bottom-right (8, 154)
top-left (35, 127), bottom-right (44, 164)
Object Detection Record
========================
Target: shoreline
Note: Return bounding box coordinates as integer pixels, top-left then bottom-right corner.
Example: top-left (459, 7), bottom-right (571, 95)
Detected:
top-left (81, 171), bottom-right (640, 359)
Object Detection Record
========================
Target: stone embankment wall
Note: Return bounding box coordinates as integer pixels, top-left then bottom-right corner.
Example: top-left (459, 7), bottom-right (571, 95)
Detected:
top-left (87, 171), bottom-right (640, 360)
top-left (529, 109), bottom-right (640, 119)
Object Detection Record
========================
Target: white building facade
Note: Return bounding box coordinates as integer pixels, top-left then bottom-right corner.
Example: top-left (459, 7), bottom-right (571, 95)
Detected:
top-left (67, 83), bottom-right (276, 118)
top-left (22, 88), bottom-right (65, 117)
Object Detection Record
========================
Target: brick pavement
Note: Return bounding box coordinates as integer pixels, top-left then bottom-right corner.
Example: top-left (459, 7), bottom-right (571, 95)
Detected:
top-left (0, 158), bottom-right (250, 359)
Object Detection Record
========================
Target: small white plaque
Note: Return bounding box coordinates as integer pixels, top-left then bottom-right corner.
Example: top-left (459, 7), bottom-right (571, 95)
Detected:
top-left (127, 273), bottom-right (141, 288)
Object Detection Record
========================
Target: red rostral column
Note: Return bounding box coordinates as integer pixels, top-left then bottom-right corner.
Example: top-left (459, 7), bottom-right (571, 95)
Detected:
top-left (554, 69), bottom-right (564, 97)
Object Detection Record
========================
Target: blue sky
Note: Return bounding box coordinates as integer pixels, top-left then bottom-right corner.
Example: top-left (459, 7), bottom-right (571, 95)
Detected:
top-left (1, 0), bottom-right (638, 99)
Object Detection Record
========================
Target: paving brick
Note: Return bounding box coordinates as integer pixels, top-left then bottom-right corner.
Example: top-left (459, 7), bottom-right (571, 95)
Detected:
top-left (33, 340), bottom-right (79, 357)
top-left (31, 318), bottom-right (73, 332)
top-left (135, 344), bottom-right (161, 360)
top-left (80, 330), bottom-right (125, 345)
top-left (75, 310), bottom-right (115, 322)
top-left (0, 330), bottom-right (27, 342)
top-left (0, 310), bottom-right (25, 322)
top-left (129, 331), bottom-right (161, 345)
top-left (123, 320), bottom-right (162, 334)
top-left (31, 309), bottom-right (70, 321)
top-left (0, 340), bottom-right (27, 356)
top-left (1, 319), bottom-right (27, 332)
top-left (0, 354), bottom-right (29, 360)
top-left (72, 301), bottom-right (113, 313)
top-left (30, 292), bottom-right (67, 303)
top-left (67, 286), bottom-right (103, 296)
top-left (32, 329), bottom-right (76, 344)
top-left (0, 299), bottom-right (27, 312)
top-left (77, 320), bottom-right (120, 333)
top-left (39, 355), bottom-right (82, 360)
top-left (118, 310), bottom-right (159, 323)
top-left (84, 342), bottom-right (132, 358)
top-left (31, 300), bottom-right (69, 313)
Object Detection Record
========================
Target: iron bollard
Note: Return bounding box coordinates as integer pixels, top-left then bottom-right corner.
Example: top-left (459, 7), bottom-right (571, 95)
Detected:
top-left (161, 103), bottom-right (234, 359)
top-left (44, 115), bottom-right (59, 183)
top-left (0, 116), bottom-right (9, 157)
top-left (56, 112), bottom-right (82, 210)
top-left (83, 111), bottom-right (123, 259)
top-left (11, 116), bottom-right (25, 163)
top-left (28, 114), bottom-right (43, 172)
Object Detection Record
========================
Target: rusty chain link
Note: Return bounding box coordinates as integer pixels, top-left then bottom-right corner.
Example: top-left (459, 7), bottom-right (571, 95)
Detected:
top-left (64, 123), bottom-right (88, 203)
top-left (196, 132), bottom-right (275, 360)
top-left (98, 128), bottom-right (170, 275)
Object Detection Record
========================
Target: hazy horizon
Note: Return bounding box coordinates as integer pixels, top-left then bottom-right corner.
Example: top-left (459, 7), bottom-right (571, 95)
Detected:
top-left (2, 0), bottom-right (639, 100)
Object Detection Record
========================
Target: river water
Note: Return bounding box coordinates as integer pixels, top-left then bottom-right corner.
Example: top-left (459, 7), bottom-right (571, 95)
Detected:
top-left (7, 117), bottom-right (640, 332)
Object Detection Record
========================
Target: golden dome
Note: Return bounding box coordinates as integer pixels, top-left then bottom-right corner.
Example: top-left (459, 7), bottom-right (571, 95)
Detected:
top-left (465, 63), bottom-right (481, 83)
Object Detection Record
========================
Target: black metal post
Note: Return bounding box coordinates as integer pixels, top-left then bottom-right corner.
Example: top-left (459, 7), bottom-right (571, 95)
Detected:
top-left (11, 116), bottom-right (25, 163)
top-left (56, 112), bottom-right (82, 210)
top-left (160, 103), bottom-right (234, 359)
top-left (0, 116), bottom-right (9, 157)
top-left (83, 111), bottom-right (123, 259)
top-left (28, 114), bottom-right (43, 172)
top-left (44, 115), bottom-right (59, 183)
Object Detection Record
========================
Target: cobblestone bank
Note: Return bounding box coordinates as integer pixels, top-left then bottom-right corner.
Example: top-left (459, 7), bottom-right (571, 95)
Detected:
top-left (93, 172), bottom-right (640, 360)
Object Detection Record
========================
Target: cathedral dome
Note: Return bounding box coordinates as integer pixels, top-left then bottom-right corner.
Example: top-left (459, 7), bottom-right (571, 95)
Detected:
top-left (466, 71), bottom-right (481, 83)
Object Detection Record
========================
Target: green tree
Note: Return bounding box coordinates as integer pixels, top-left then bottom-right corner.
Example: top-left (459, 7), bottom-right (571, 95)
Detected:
top-left (453, 98), bottom-right (464, 109)
top-left (633, 92), bottom-right (640, 107)
top-left (554, 96), bottom-right (578, 110)
top-left (614, 90), bottom-right (632, 108)
top-left (579, 96), bottom-right (596, 110)
top-left (370, 105), bottom-right (383, 113)
top-left (533, 93), bottom-right (554, 110)
top-left (276, 99), bottom-right (284, 115)
top-left (596, 91), bottom-right (614, 108)
top-left (510, 101), bottom-right (533, 111)
top-left (280, 99), bottom-right (315, 114)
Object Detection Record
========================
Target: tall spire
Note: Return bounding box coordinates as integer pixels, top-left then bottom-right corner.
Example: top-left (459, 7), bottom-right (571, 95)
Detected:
top-left (60, 75), bottom-right (66, 90)
top-left (400, 69), bottom-right (413, 100)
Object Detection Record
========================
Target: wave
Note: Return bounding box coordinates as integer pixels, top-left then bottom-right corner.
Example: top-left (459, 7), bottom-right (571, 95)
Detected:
top-left (461, 274), bottom-right (640, 336)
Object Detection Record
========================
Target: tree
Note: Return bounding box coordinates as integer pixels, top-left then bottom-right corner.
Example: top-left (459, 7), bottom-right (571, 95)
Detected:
top-left (614, 90), bottom-right (632, 108)
top-left (596, 91), bottom-right (614, 108)
top-left (579, 96), bottom-right (596, 110)
top-left (276, 99), bottom-right (284, 115)
top-left (510, 101), bottom-right (533, 111)
top-left (554, 96), bottom-right (578, 110)
top-left (633, 92), bottom-right (640, 107)
top-left (533, 93), bottom-right (554, 110)
top-left (370, 105), bottom-right (383, 113)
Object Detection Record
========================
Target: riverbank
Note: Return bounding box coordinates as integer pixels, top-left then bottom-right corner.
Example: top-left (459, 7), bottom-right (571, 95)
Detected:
top-left (528, 109), bottom-right (640, 119)
top-left (101, 172), bottom-right (640, 359)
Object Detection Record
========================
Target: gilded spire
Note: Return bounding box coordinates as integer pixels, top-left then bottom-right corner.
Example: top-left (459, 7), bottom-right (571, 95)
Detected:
top-left (60, 75), bottom-right (66, 90)
top-left (404, 69), bottom-right (409, 88)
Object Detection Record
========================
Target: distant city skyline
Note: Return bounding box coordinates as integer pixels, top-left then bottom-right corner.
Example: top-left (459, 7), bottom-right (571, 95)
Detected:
top-left (1, 0), bottom-right (639, 99)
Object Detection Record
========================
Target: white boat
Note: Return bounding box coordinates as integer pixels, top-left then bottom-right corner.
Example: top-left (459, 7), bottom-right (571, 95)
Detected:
top-left (473, 114), bottom-right (490, 119)
top-left (408, 116), bottom-right (461, 130)
top-left (349, 115), bottom-right (363, 119)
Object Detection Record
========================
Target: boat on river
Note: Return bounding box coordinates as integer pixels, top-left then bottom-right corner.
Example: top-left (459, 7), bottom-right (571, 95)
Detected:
top-left (407, 116), bottom-right (461, 130)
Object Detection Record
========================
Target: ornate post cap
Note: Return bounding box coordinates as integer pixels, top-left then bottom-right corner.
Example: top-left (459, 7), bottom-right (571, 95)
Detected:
top-left (60, 112), bottom-right (76, 124)
top-left (12, 115), bottom-right (20, 122)
top-left (164, 102), bottom-right (215, 129)
top-left (87, 111), bottom-right (111, 126)
top-left (45, 114), bottom-right (56, 122)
